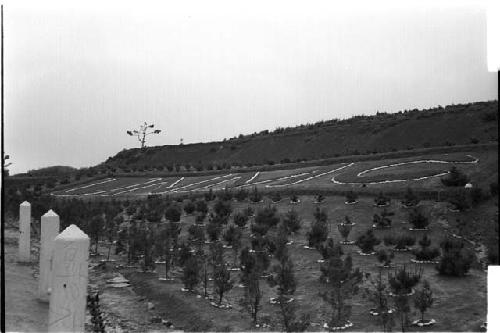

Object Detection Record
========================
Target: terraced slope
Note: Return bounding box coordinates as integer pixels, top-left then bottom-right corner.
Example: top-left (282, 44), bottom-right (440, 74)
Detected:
top-left (52, 150), bottom-right (493, 198)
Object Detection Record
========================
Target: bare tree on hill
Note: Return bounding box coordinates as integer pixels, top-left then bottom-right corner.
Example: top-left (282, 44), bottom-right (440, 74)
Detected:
top-left (127, 122), bottom-right (161, 149)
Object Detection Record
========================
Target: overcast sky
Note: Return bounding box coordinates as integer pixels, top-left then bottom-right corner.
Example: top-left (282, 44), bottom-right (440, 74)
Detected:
top-left (4, 0), bottom-right (497, 174)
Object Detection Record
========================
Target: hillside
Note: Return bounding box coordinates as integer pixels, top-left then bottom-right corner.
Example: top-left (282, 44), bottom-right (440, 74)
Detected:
top-left (103, 101), bottom-right (498, 172)
top-left (15, 165), bottom-right (77, 177)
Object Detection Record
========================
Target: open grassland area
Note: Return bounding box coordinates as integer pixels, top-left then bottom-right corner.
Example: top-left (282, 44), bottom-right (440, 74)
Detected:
top-left (84, 194), bottom-right (490, 332)
top-left (50, 148), bottom-right (497, 199)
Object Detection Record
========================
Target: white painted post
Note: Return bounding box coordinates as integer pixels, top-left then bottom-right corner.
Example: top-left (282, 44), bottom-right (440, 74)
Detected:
top-left (48, 224), bottom-right (89, 333)
top-left (155, 260), bottom-right (166, 280)
top-left (38, 209), bottom-right (60, 302)
top-left (18, 201), bottom-right (31, 262)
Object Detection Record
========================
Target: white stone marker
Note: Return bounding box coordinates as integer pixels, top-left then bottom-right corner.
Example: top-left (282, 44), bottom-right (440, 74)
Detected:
top-left (38, 209), bottom-right (60, 302)
top-left (48, 224), bottom-right (90, 333)
top-left (155, 260), bottom-right (167, 280)
top-left (18, 201), bottom-right (31, 262)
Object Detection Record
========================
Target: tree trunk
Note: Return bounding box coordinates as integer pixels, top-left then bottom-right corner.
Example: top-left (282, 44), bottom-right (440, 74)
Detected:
top-left (204, 265), bottom-right (208, 297)
top-left (253, 298), bottom-right (259, 323)
top-left (107, 242), bottom-right (112, 261)
top-left (280, 300), bottom-right (290, 332)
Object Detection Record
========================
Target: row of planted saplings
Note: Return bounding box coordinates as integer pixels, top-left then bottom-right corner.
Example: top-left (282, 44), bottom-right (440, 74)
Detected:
top-left (113, 200), bottom-right (474, 331)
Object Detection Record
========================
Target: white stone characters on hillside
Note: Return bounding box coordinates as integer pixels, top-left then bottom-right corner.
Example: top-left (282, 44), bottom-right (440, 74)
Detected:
top-left (18, 201), bottom-right (31, 262)
top-left (48, 224), bottom-right (90, 332)
top-left (38, 209), bottom-right (60, 302)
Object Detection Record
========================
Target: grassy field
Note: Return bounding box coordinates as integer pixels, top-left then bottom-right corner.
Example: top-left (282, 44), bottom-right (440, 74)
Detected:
top-left (89, 194), bottom-right (490, 332)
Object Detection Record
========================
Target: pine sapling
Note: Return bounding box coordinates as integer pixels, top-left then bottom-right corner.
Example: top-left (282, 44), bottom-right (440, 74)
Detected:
top-left (413, 280), bottom-right (434, 324)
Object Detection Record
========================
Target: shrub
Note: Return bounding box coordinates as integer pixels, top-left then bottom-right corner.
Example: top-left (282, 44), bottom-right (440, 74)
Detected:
top-left (319, 238), bottom-right (343, 260)
top-left (373, 209), bottom-right (393, 228)
top-left (468, 187), bottom-right (485, 206)
top-left (252, 235), bottom-right (271, 272)
top-left (270, 192), bottom-right (282, 203)
top-left (235, 188), bottom-right (249, 202)
top-left (290, 193), bottom-right (299, 203)
top-left (413, 235), bottom-right (440, 261)
top-left (436, 238), bottom-right (474, 276)
top-left (376, 249), bottom-right (394, 266)
top-left (183, 200), bottom-right (196, 215)
top-left (240, 265), bottom-right (263, 324)
top-left (315, 194), bottom-right (325, 203)
top-left (388, 266), bottom-right (421, 295)
top-left (307, 215), bottom-right (328, 249)
top-left (401, 187), bottom-right (419, 207)
top-left (374, 192), bottom-right (390, 206)
top-left (188, 224), bottom-right (205, 243)
top-left (233, 211), bottom-right (249, 228)
top-left (217, 188), bottom-right (233, 202)
top-left (490, 181), bottom-right (498, 197)
top-left (447, 189), bottom-right (470, 211)
top-left (213, 258), bottom-right (234, 305)
top-left (383, 233), bottom-right (415, 250)
top-left (182, 256), bottom-right (200, 290)
top-left (165, 205), bottom-right (181, 222)
top-left (211, 211), bottom-right (229, 225)
top-left (244, 206), bottom-right (254, 217)
top-left (481, 111), bottom-right (497, 122)
top-left (251, 222), bottom-right (270, 237)
top-left (486, 228), bottom-right (499, 265)
top-left (320, 253), bottom-right (362, 328)
top-left (413, 281), bottom-right (435, 323)
top-left (356, 229), bottom-right (380, 254)
top-left (345, 191), bottom-right (358, 203)
top-left (268, 243), bottom-right (296, 298)
top-left (195, 200), bottom-right (208, 215)
top-left (337, 223), bottom-right (353, 243)
top-left (441, 166), bottom-right (469, 187)
top-left (195, 213), bottom-right (206, 224)
top-left (408, 208), bottom-right (429, 229)
top-left (223, 224), bottom-right (241, 247)
top-left (313, 207), bottom-right (328, 224)
top-left (206, 219), bottom-right (223, 242)
top-left (214, 200), bottom-right (232, 219)
top-left (255, 206), bottom-right (280, 229)
top-left (204, 188), bottom-right (216, 201)
top-left (249, 187), bottom-right (263, 203)
top-left (343, 216), bottom-right (354, 225)
top-left (177, 243), bottom-right (192, 267)
top-left (283, 209), bottom-right (301, 234)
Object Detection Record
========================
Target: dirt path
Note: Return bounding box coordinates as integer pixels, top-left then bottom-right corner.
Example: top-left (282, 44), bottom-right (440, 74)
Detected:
top-left (3, 226), bottom-right (163, 333)
top-left (4, 229), bottom-right (49, 332)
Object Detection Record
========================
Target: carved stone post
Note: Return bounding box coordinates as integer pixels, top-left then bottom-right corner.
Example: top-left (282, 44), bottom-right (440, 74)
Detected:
top-left (38, 209), bottom-right (60, 302)
top-left (18, 201), bottom-right (31, 262)
top-left (48, 224), bottom-right (90, 332)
